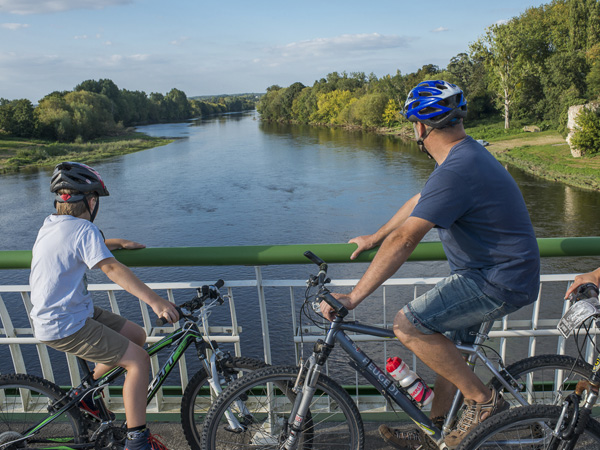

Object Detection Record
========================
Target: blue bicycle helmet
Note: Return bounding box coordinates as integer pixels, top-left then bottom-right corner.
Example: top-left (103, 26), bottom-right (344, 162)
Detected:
top-left (404, 80), bottom-right (467, 128)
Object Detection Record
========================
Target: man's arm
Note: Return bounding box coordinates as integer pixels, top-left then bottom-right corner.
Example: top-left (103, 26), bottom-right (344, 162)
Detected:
top-left (95, 257), bottom-right (179, 323)
top-left (349, 193), bottom-right (421, 260)
top-left (322, 216), bottom-right (434, 320)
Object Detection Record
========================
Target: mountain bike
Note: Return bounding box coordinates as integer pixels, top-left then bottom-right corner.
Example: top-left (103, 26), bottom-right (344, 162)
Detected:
top-left (200, 252), bottom-right (593, 450)
top-left (456, 282), bottom-right (600, 450)
top-left (0, 280), bottom-right (266, 450)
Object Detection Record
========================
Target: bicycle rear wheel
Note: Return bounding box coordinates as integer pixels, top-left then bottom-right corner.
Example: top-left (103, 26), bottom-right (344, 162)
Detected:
top-left (201, 365), bottom-right (364, 450)
top-left (456, 404), bottom-right (600, 450)
top-left (181, 356), bottom-right (267, 450)
top-left (491, 354), bottom-right (593, 406)
top-left (0, 373), bottom-right (85, 449)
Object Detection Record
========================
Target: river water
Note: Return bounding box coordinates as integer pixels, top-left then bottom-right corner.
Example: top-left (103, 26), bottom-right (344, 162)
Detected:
top-left (1, 111), bottom-right (599, 375)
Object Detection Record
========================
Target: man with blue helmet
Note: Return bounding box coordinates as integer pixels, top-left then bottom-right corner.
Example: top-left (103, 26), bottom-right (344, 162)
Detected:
top-left (321, 81), bottom-right (540, 449)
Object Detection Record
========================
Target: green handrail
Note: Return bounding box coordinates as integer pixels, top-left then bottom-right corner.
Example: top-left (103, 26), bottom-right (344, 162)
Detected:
top-left (1, 237), bottom-right (599, 270)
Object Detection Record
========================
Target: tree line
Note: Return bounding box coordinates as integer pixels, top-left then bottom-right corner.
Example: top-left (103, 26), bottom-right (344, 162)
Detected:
top-left (257, 0), bottom-right (600, 138)
top-left (0, 79), bottom-right (258, 142)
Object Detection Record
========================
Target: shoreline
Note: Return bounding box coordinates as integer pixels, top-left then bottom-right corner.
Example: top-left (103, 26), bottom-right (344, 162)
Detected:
top-left (2, 122), bottom-right (598, 193)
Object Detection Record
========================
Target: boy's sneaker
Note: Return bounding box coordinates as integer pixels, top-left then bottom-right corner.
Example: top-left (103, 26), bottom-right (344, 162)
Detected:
top-left (125, 429), bottom-right (168, 450)
top-left (444, 388), bottom-right (509, 449)
top-left (79, 394), bottom-right (116, 421)
top-left (378, 416), bottom-right (444, 449)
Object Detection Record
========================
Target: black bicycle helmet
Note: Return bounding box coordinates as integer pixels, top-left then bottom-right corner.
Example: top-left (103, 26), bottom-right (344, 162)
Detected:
top-left (404, 80), bottom-right (467, 129)
top-left (51, 162), bottom-right (109, 203)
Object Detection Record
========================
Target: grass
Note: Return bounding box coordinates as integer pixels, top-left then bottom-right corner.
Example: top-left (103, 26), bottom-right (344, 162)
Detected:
top-left (0, 132), bottom-right (174, 174)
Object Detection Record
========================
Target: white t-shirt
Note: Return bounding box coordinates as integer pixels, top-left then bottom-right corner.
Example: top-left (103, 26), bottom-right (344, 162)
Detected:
top-left (29, 215), bottom-right (114, 341)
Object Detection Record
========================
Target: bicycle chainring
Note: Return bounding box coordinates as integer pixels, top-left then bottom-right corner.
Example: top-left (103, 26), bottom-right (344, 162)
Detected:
top-left (94, 426), bottom-right (127, 450)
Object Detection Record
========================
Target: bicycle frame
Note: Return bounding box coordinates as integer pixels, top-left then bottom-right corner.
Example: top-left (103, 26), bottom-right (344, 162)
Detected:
top-left (291, 317), bottom-right (534, 448)
top-left (20, 321), bottom-right (213, 446)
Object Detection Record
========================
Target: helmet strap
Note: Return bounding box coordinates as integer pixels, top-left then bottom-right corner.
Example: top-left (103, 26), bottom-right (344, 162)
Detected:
top-left (415, 124), bottom-right (434, 159)
top-left (84, 195), bottom-right (100, 223)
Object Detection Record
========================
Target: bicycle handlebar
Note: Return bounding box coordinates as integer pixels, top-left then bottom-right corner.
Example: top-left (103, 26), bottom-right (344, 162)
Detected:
top-left (155, 279), bottom-right (226, 326)
top-left (567, 282), bottom-right (599, 303)
top-left (304, 251), bottom-right (348, 319)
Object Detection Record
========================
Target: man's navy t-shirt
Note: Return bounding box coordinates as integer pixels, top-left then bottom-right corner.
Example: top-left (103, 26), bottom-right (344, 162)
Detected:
top-left (411, 136), bottom-right (540, 307)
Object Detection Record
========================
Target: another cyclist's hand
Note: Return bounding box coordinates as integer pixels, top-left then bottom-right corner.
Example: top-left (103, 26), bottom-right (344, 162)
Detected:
top-left (121, 240), bottom-right (146, 250)
top-left (349, 235), bottom-right (377, 260)
top-left (320, 293), bottom-right (353, 321)
top-left (104, 238), bottom-right (146, 251)
top-left (565, 270), bottom-right (600, 299)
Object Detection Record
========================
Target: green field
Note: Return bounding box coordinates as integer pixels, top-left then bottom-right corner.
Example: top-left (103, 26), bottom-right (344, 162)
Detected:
top-left (0, 132), bottom-right (174, 174)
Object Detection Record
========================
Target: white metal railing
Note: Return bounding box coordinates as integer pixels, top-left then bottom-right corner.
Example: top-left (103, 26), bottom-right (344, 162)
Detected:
top-left (0, 271), bottom-right (593, 412)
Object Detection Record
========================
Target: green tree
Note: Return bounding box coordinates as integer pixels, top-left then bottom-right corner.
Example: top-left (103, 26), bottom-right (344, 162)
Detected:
top-left (313, 90), bottom-right (355, 124)
top-left (382, 99), bottom-right (401, 127)
top-left (348, 93), bottom-right (388, 127)
top-left (570, 105), bottom-right (600, 155)
top-left (35, 95), bottom-right (74, 141)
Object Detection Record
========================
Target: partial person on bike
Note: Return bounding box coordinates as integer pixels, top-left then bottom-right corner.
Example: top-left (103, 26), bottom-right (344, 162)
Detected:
top-left (320, 80), bottom-right (541, 449)
top-left (29, 162), bottom-right (179, 450)
top-left (565, 267), bottom-right (600, 299)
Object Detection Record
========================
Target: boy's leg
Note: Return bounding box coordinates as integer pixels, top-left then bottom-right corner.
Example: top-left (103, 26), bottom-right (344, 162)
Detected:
top-left (115, 340), bottom-right (151, 428)
top-left (93, 320), bottom-right (146, 379)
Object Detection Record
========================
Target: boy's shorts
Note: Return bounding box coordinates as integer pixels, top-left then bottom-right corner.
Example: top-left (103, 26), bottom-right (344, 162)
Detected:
top-left (402, 274), bottom-right (520, 344)
top-left (41, 307), bottom-right (130, 366)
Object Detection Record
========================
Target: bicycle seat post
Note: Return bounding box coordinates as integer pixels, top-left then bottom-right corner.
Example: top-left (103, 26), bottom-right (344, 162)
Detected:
top-left (76, 356), bottom-right (96, 386)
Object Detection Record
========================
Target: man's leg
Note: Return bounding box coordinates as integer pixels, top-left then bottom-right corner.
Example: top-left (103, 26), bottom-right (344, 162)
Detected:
top-left (393, 311), bottom-right (491, 404)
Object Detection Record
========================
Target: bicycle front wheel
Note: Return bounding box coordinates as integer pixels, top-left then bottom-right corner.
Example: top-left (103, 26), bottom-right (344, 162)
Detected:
top-left (0, 373), bottom-right (86, 448)
top-left (491, 354), bottom-right (593, 406)
top-left (201, 365), bottom-right (365, 450)
top-left (181, 356), bottom-right (268, 450)
top-left (456, 404), bottom-right (600, 450)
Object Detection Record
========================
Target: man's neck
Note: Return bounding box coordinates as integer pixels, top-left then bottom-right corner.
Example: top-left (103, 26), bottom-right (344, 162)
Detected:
top-left (425, 129), bottom-right (467, 165)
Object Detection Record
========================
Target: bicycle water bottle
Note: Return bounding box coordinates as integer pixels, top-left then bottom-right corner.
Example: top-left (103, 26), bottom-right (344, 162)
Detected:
top-left (386, 356), bottom-right (434, 407)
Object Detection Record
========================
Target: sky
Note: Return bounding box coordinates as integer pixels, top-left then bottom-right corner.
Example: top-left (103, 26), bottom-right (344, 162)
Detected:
top-left (0, 0), bottom-right (550, 103)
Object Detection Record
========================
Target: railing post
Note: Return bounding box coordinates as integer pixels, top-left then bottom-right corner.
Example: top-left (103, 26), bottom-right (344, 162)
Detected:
top-left (255, 266), bottom-right (272, 365)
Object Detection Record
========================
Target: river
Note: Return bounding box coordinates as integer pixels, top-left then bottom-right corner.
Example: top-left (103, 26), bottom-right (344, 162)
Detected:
top-left (1, 111), bottom-right (599, 373)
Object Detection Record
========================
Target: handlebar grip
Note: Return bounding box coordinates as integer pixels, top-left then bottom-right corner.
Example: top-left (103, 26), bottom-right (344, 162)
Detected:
top-left (304, 251), bottom-right (325, 266)
top-left (215, 279), bottom-right (225, 289)
top-left (322, 292), bottom-right (348, 319)
top-left (155, 306), bottom-right (183, 326)
top-left (568, 282), bottom-right (600, 303)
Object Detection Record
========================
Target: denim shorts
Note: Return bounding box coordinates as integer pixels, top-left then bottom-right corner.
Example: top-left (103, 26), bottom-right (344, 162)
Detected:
top-left (402, 274), bottom-right (520, 344)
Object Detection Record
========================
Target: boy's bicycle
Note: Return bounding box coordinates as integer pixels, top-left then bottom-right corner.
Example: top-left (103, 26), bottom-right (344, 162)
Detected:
top-left (0, 280), bottom-right (266, 450)
top-left (199, 252), bottom-right (593, 450)
top-left (455, 283), bottom-right (600, 450)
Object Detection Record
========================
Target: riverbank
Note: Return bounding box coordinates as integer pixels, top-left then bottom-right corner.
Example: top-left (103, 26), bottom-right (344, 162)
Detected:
top-left (0, 132), bottom-right (174, 174)
top-left (380, 124), bottom-right (600, 192)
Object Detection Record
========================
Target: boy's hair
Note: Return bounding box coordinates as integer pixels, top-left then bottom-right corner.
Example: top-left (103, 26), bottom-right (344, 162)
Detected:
top-left (55, 189), bottom-right (97, 217)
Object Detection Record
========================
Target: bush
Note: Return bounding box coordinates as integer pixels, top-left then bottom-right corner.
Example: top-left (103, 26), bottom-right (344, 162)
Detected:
top-left (570, 106), bottom-right (600, 156)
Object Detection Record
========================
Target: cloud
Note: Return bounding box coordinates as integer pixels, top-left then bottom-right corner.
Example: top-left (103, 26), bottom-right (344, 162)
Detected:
top-left (0, 22), bottom-right (29, 30)
top-left (0, 0), bottom-right (132, 15)
top-left (278, 33), bottom-right (410, 58)
top-left (432, 27), bottom-right (448, 33)
top-left (495, 19), bottom-right (509, 25)
top-left (170, 36), bottom-right (190, 46)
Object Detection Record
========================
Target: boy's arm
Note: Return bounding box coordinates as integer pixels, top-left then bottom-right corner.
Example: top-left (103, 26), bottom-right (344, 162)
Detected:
top-left (95, 257), bottom-right (179, 323)
top-left (104, 238), bottom-right (146, 251)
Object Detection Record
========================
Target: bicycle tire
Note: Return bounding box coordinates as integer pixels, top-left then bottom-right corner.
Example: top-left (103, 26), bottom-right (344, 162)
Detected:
top-left (0, 373), bottom-right (86, 449)
top-left (456, 404), bottom-right (600, 450)
top-left (490, 354), bottom-right (593, 406)
top-left (201, 365), bottom-right (365, 450)
top-left (181, 356), bottom-right (267, 450)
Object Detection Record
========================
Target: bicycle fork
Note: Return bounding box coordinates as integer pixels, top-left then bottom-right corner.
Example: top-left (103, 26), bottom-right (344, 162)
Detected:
top-left (281, 355), bottom-right (322, 450)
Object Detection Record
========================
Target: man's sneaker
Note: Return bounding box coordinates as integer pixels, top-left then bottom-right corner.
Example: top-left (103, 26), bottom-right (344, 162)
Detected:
top-left (79, 394), bottom-right (116, 421)
top-left (444, 388), bottom-right (509, 449)
top-left (378, 416), bottom-right (444, 449)
top-left (125, 429), bottom-right (168, 450)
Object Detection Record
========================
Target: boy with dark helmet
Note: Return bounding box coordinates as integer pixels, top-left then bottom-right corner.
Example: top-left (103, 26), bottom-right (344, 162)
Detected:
top-left (30, 162), bottom-right (179, 450)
